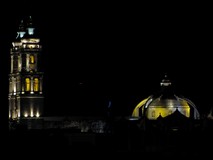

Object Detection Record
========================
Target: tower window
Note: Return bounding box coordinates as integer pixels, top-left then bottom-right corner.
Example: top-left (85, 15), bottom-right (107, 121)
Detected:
top-left (151, 111), bottom-right (155, 118)
top-left (34, 78), bottom-right (39, 92)
top-left (25, 78), bottom-right (30, 91)
top-left (13, 57), bottom-right (18, 72)
top-left (30, 55), bottom-right (35, 64)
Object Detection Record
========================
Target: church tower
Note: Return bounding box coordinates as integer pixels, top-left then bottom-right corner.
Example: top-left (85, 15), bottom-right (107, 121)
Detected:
top-left (9, 16), bottom-right (44, 120)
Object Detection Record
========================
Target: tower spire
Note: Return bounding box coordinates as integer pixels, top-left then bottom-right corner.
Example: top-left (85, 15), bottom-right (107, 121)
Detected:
top-left (26, 16), bottom-right (35, 35)
top-left (16, 19), bottom-right (26, 39)
top-left (27, 16), bottom-right (33, 27)
top-left (19, 20), bottom-right (24, 31)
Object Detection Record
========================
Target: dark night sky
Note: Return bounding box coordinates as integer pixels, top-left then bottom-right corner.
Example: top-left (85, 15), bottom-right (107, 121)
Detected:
top-left (1, 2), bottom-right (212, 120)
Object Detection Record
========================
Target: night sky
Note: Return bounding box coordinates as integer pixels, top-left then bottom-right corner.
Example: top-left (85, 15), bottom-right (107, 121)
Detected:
top-left (1, 2), bottom-right (212, 120)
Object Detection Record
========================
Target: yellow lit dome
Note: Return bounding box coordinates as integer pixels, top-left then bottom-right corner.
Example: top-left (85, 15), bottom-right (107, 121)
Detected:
top-left (132, 75), bottom-right (200, 120)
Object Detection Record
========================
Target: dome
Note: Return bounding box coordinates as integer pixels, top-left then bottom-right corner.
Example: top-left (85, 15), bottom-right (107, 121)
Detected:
top-left (132, 75), bottom-right (200, 120)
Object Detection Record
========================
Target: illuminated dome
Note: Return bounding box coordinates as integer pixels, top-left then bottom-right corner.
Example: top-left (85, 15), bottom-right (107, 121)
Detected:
top-left (132, 75), bottom-right (200, 120)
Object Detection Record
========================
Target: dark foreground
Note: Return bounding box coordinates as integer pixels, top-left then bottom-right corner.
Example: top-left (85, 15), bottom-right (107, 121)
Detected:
top-left (8, 123), bottom-right (213, 158)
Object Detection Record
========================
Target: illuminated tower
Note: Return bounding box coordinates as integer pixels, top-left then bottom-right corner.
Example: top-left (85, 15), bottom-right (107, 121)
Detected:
top-left (9, 16), bottom-right (44, 120)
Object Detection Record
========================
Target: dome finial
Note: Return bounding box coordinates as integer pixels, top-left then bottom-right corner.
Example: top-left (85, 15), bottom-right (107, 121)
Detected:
top-left (160, 73), bottom-right (171, 86)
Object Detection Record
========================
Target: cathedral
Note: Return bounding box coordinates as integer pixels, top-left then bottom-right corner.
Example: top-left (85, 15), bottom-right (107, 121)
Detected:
top-left (8, 16), bottom-right (44, 121)
top-left (7, 16), bottom-right (213, 155)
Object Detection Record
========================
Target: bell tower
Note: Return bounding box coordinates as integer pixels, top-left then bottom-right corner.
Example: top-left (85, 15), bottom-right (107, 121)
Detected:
top-left (9, 16), bottom-right (44, 120)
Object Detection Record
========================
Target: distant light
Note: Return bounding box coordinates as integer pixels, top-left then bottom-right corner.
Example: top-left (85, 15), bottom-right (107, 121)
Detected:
top-left (107, 101), bottom-right (112, 108)
top-left (172, 128), bottom-right (178, 131)
top-left (36, 112), bottom-right (40, 117)
top-left (128, 117), bottom-right (140, 121)
top-left (30, 110), bottom-right (33, 117)
top-left (79, 82), bottom-right (84, 86)
top-left (24, 113), bottom-right (28, 117)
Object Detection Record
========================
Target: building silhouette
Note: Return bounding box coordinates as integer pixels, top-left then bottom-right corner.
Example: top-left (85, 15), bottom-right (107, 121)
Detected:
top-left (8, 16), bottom-right (44, 122)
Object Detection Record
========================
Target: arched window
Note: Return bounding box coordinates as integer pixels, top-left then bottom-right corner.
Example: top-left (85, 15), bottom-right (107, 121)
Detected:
top-left (34, 78), bottom-right (39, 92)
top-left (151, 111), bottom-right (155, 118)
top-left (25, 78), bottom-right (30, 91)
top-left (30, 55), bottom-right (35, 64)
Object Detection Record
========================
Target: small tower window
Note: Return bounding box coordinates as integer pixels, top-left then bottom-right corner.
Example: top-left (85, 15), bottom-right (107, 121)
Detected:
top-left (34, 78), bottom-right (39, 92)
top-left (30, 55), bottom-right (35, 64)
top-left (25, 78), bottom-right (30, 91)
top-left (151, 111), bottom-right (155, 118)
